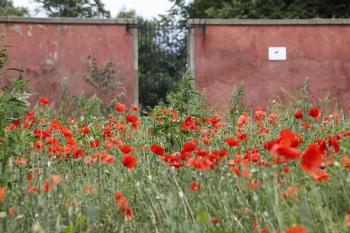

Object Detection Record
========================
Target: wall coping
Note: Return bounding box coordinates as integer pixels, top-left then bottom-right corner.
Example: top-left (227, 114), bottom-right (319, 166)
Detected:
top-left (0, 17), bottom-right (137, 25)
top-left (188, 18), bottom-right (350, 26)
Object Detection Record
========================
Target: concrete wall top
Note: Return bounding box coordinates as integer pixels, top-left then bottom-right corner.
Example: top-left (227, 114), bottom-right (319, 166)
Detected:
top-left (188, 18), bottom-right (350, 26)
top-left (0, 16), bottom-right (137, 25)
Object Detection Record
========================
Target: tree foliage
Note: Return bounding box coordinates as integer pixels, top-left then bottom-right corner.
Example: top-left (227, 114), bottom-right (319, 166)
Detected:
top-left (138, 17), bottom-right (187, 109)
top-left (34, 0), bottom-right (110, 18)
top-left (0, 0), bottom-right (29, 16)
top-left (116, 9), bottom-right (136, 18)
top-left (170, 0), bottom-right (350, 20)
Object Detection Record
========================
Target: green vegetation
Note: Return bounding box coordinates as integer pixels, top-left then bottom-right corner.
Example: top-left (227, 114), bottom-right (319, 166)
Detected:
top-left (33, 0), bottom-right (110, 18)
top-left (0, 63), bottom-right (349, 231)
top-left (170, 0), bottom-right (350, 21)
top-left (0, 0), bottom-right (29, 16)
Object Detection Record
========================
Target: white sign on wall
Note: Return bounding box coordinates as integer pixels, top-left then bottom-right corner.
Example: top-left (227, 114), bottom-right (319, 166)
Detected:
top-left (269, 47), bottom-right (287, 61)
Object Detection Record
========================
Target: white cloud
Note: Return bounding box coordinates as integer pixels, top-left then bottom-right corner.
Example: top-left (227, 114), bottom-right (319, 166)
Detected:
top-left (104, 0), bottom-right (173, 19)
top-left (12, 0), bottom-right (174, 19)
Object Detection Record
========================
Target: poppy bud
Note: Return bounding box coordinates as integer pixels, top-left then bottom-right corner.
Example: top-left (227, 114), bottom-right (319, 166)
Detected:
top-left (294, 110), bottom-right (303, 119)
top-left (308, 107), bottom-right (320, 118)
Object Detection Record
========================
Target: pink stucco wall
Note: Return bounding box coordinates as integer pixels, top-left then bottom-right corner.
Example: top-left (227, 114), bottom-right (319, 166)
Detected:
top-left (0, 17), bottom-right (137, 106)
top-left (190, 20), bottom-right (350, 110)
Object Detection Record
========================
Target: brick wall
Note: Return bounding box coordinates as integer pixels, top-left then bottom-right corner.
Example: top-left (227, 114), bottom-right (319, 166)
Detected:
top-left (0, 17), bottom-right (138, 105)
top-left (188, 19), bottom-right (350, 110)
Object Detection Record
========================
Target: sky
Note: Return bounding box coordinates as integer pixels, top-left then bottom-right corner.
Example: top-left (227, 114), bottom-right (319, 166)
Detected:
top-left (13, 0), bottom-right (174, 19)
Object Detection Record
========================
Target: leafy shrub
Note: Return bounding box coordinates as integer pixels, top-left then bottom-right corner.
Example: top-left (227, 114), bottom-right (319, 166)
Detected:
top-left (0, 46), bottom-right (30, 169)
top-left (166, 71), bottom-right (207, 117)
top-left (82, 56), bottom-right (124, 98)
top-left (149, 72), bottom-right (209, 148)
top-left (59, 57), bottom-right (125, 119)
top-left (228, 81), bottom-right (246, 123)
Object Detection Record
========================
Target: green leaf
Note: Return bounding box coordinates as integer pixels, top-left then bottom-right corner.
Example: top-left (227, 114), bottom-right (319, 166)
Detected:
top-left (64, 226), bottom-right (73, 233)
top-left (196, 209), bottom-right (209, 225)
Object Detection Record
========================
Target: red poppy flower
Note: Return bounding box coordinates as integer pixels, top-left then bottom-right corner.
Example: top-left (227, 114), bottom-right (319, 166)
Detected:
top-left (285, 225), bottom-right (308, 233)
top-left (123, 207), bottom-right (133, 220)
top-left (7, 207), bottom-right (16, 217)
top-left (202, 136), bottom-right (210, 145)
top-left (151, 144), bottom-right (165, 156)
top-left (270, 129), bottom-right (302, 161)
top-left (187, 157), bottom-right (209, 170)
top-left (182, 142), bottom-right (196, 152)
top-left (125, 114), bottom-right (139, 123)
top-left (283, 166), bottom-right (290, 173)
top-left (312, 170), bottom-right (329, 182)
top-left (12, 119), bottom-right (21, 125)
top-left (328, 135), bottom-right (339, 153)
top-left (249, 179), bottom-right (261, 190)
top-left (103, 154), bottom-right (115, 163)
top-left (84, 156), bottom-right (93, 164)
top-left (51, 175), bottom-right (63, 186)
top-left (42, 175), bottom-right (63, 192)
top-left (341, 156), bottom-right (350, 168)
top-left (224, 137), bottom-right (240, 147)
top-left (308, 107), bottom-right (320, 118)
top-left (301, 122), bottom-right (310, 129)
top-left (104, 140), bottom-right (114, 149)
top-left (271, 145), bottom-right (301, 160)
top-left (279, 129), bottom-right (298, 147)
top-left (80, 124), bottom-right (90, 134)
top-left (119, 144), bottom-right (133, 154)
top-left (100, 151), bottom-right (115, 164)
top-left (27, 184), bottom-right (40, 193)
top-left (219, 148), bottom-right (228, 157)
top-left (33, 140), bottom-right (45, 149)
top-left (294, 109), bottom-right (303, 119)
top-left (73, 147), bottom-right (85, 159)
top-left (121, 154), bottom-right (137, 169)
top-left (39, 97), bottom-right (49, 105)
top-left (114, 102), bottom-right (126, 112)
top-left (230, 166), bottom-right (241, 176)
top-left (33, 129), bottom-right (50, 139)
top-left (281, 185), bottom-right (303, 200)
top-left (15, 156), bottom-right (27, 166)
top-left (130, 104), bottom-right (139, 111)
top-left (237, 112), bottom-right (249, 127)
top-left (301, 143), bottom-right (323, 173)
top-left (237, 132), bottom-right (248, 141)
top-left (255, 107), bottom-right (265, 121)
top-left (115, 191), bottom-right (133, 220)
top-left (60, 126), bottom-right (73, 138)
top-left (115, 191), bottom-right (127, 207)
top-left (346, 209), bottom-right (350, 227)
top-left (90, 139), bottom-right (100, 148)
top-left (0, 187), bottom-right (5, 202)
top-left (268, 113), bottom-right (278, 122)
top-left (27, 168), bottom-right (40, 181)
top-left (210, 217), bottom-right (219, 224)
top-left (189, 181), bottom-right (201, 191)
top-left (45, 137), bottom-right (58, 145)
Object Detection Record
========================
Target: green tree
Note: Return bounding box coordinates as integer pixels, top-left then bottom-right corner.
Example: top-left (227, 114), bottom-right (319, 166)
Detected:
top-left (138, 17), bottom-right (187, 109)
top-left (170, 0), bottom-right (350, 20)
top-left (117, 8), bottom-right (136, 18)
top-left (34, 0), bottom-right (110, 18)
top-left (115, 7), bottom-right (188, 110)
top-left (0, 0), bottom-right (29, 16)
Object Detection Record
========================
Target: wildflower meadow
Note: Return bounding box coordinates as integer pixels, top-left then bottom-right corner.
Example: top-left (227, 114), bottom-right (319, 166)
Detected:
top-left (0, 68), bottom-right (349, 233)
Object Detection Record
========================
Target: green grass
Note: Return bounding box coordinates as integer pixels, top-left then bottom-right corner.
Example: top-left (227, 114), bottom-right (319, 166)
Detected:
top-left (0, 102), bottom-right (349, 233)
